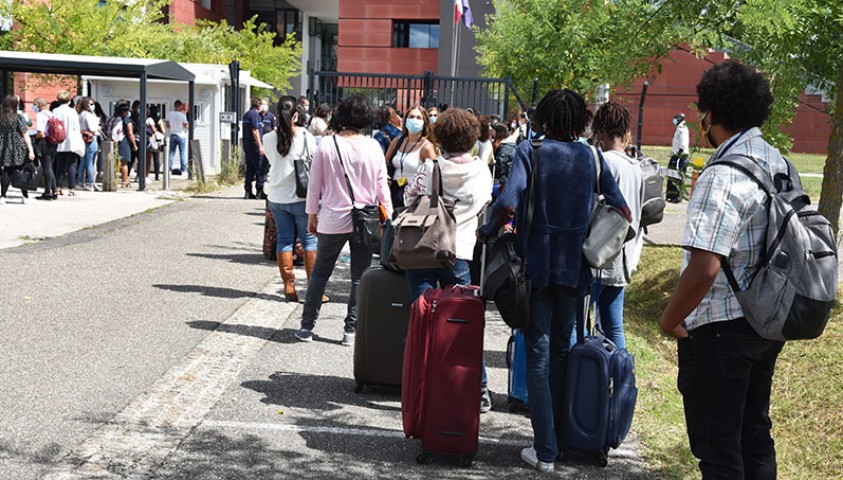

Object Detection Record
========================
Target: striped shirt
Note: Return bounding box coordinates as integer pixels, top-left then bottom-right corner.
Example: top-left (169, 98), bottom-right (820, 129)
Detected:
top-left (680, 127), bottom-right (788, 331)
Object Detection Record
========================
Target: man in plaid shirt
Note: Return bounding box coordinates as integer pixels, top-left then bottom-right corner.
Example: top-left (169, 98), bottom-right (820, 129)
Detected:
top-left (660, 61), bottom-right (788, 480)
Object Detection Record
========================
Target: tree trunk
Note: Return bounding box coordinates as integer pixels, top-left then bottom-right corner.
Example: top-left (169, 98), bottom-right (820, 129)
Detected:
top-left (818, 65), bottom-right (843, 233)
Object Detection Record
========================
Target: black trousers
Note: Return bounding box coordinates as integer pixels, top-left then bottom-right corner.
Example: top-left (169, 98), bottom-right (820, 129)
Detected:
top-left (55, 152), bottom-right (79, 190)
top-left (243, 144), bottom-right (261, 195)
top-left (678, 318), bottom-right (784, 480)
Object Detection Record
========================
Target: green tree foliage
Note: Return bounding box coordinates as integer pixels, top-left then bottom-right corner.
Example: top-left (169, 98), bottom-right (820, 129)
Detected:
top-left (478, 0), bottom-right (843, 229)
top-left (0, 0), bottom-right (301, 92)
top-left (476, 0), bottom-right (679, 100)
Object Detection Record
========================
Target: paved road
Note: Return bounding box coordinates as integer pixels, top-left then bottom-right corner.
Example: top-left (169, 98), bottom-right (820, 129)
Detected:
top-left (1, 187), bottom-right (659, 479)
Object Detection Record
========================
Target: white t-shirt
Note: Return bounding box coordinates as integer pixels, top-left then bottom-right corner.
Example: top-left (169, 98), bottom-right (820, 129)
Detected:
top-left (264, 128), bottom-right (317, 204)
top-left (166, 110), bottom-right (188, 137)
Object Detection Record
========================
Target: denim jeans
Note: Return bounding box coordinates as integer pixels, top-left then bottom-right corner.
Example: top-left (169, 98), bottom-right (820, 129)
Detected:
top-left (568, 282), bottom-right (626, 349)
top-left (301, 232), bottom-right (373, 334)
top-left (405, 259), bottom-right (488, 389)
top-left (78, 137), bottom-right (98, 186)
top-left (268, 201), bottom-right (316, 253)
top-left (525, 284), bottom-right (578, 463)
top-left (678, 318), bottom-right (783, 480)
top-left (168, 134), bottom-right (187, 171)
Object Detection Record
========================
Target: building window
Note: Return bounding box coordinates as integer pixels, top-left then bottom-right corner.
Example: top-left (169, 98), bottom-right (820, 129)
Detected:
top-left (192, 104), bottom-right (206, 125)
top-left (276, 9), bottom-right (301, 43)
top-left (200, 0), bottom-right (211, 10)
top-left (393, 21), bottom-right (439, 49)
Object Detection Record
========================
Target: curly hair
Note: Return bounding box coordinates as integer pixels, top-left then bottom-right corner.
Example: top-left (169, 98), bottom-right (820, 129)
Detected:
top-left (478, 115), bottom-right (492, 142)
top-left (532, 89), bottom-right (588, 142)
top-left (591, 102), bottom-right (631, 147)
top-left (696, 60), bottom-right (773, 131)
top-left (434, 108), bottom-right (480, 154)
top-left (331, 94), bottom-right (375, 131)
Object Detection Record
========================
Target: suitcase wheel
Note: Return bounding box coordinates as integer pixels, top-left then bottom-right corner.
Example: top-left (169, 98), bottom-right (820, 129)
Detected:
top-left (596, 446), bottom-right (609, 467)
top-left (416, 452), bottom-right (431, 464)
top-left (354, 382), bottom-right (364, 394)
top-left (458, 454), bottom-right (474, 468)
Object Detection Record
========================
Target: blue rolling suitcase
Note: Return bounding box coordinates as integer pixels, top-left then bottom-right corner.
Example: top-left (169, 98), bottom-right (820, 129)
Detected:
top-left (560, 297), bottom-right (638, 467)
top-left (506, 329), bottom-right (529, 411)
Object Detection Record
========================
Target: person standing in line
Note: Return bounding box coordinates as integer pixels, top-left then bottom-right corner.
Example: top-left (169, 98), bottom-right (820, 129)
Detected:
top-left (666, 112), bottom-right (690, 203)
top-left (113, 102), bottom-right (137, 188)
top-left (478, 89), bottom-right (630, 473)
top-left (0, 95), bottom-right (36, 204)
top-left (587, 102), bottom-right (645, 350)
top-left (33, 97), bottom-right (57, 200)
top-left (383, 105), bottom-right (437, 209)
top-left (93, 101), bottom-right (108, 181)
top-left (660, 60), bottom-right (787, 480)
top-left (263, 98), bottom-right (326, 303)
top-left (166, 100), bottom-right (189, 176)
top-left (297, 96), bottom-right (310, 125)
top-left (145, 105), bottom-right (165, 180)
top-left (373, 106), bottom-right (402, 154)
top-left (403, 107), bottom-right (493, 412)
top-left (307, 103), bottom-right (332, 140)
top-left (53, 90), bottom-right (83, 197)
top-left (242, 96), bottom-right (265, 199)
top-left (78, 97), bottom-right (101, 191)
top-left (294, 94), bottom-right (392, 346)
top-left (256, 98), bottom-right (277, 197)
top-left (476, 114), bottom-right (494, 166)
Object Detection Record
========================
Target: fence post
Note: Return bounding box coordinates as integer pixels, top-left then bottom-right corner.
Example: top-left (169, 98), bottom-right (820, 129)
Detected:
top-left (191, 139), bottom-right (205, 190)
top-left (422, 71), bottom-right (434, 109)
top-left (101, 141), bottom-right (116, 192)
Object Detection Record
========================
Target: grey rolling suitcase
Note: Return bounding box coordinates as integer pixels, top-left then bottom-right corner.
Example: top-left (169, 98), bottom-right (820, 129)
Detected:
top-left (353, 266), bottom-right (412, 393)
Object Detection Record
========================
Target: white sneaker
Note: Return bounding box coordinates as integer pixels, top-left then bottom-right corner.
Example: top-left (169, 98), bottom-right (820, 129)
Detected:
top-left (0, 197), bottom-right (6, 205)
top-left (521, 447), bottom-right (554, 472)
top-left (21, 196), bottom-right (27, 204)
top-left (341, 331), bottom-right (356, 347)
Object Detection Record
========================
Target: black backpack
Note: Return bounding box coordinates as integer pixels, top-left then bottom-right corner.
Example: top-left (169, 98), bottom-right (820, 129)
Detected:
top-left (633, 156), bottom-right (665, 227)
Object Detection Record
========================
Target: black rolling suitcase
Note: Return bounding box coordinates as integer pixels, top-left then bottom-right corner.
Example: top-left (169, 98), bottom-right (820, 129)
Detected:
top-left (353, 266), bottom-right (412, 393)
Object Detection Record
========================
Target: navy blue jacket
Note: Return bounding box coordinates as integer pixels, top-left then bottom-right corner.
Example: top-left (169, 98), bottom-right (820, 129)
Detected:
top-left (479, 139), bottom-right (631, 289)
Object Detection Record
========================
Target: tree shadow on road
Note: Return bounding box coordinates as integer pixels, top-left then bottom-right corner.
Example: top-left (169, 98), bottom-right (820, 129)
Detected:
top-left (154, 284), bottom-right (278, 302)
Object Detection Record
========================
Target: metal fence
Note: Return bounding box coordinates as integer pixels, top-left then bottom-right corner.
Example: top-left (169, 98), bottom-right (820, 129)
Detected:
top-left (307, 70), bottom-right (526, 119)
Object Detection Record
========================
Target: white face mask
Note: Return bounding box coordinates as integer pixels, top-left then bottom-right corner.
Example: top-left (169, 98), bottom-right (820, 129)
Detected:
top-left (89, 104), bottom-right (96, 112)
top-left (260, 105), bottom-right (268, 113)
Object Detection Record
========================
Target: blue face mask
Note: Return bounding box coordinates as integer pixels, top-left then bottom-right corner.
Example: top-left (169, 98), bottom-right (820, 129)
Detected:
top-left (406, 118), bottom-right (424, 134)
top-left (32, 105), bottom-right (39, 113)
top-left (429, 115), bottom-right (437, 124)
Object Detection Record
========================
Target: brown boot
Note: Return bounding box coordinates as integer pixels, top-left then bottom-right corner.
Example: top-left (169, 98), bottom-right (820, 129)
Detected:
top-left (278, 252), bottom-right (298, 302)
top-left (305, 250), bottom-right (330, 303)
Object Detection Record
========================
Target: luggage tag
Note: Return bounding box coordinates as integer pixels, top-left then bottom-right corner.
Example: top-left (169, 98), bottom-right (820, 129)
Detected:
top-left (396, 176), bottom-right (408, 187)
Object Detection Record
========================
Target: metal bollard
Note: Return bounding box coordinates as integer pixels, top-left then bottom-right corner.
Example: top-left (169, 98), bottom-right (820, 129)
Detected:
top-left (101, 141), bottom-right (116, 192)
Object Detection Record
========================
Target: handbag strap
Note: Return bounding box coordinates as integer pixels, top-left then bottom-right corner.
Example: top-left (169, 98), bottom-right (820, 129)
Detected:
top-left (333, 135), bottom-right (356, 206)
top-left (430, 159), bottom-right (443, 208)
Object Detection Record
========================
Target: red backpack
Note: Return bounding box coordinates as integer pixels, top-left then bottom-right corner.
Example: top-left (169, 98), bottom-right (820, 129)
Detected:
top-left (46, 115), bottom-right (67, 145)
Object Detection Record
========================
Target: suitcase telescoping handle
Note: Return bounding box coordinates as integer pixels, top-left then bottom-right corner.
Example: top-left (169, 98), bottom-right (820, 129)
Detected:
top-left (479, 242), bottom-right (487, 298)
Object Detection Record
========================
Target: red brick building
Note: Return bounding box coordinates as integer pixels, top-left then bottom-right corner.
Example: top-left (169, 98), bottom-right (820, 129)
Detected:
top-left (615, 48), bottom-right (833, 155)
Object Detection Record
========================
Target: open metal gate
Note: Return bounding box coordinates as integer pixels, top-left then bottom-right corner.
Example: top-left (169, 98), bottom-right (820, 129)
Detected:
top-left (308, 69), bottom-right (527, 118)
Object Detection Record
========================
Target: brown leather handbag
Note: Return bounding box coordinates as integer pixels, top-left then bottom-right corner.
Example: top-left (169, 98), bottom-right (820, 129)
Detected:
top-left (388, 160), bottom-right (457, 270)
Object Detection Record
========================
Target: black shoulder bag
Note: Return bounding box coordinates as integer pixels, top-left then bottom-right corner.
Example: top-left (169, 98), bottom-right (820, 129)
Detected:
top-left (294, 131), bottom-right (312, 198)
top-left (482, 140), bottom-right (540, 329)
top-left (333, 135), bottom-right (382, 249)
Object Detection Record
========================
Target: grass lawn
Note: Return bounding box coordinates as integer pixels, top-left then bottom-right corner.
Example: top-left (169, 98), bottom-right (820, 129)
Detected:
top-left (626, 246), bottom-right (843, 479)
top-left (640, 146), bottom-right (827, 201)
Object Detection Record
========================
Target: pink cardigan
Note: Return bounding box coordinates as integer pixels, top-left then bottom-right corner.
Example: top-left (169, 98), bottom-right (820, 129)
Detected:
top-left (306, 134), bottom-right (393, 234)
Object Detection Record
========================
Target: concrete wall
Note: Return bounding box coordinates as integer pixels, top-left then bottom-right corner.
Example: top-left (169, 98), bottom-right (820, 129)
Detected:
top-left (437, 0), bottom-right (494, 78)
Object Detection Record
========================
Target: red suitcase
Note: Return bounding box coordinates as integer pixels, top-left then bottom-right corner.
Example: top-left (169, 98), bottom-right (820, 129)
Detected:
top-left (402, 284), bottom-right (485, 467)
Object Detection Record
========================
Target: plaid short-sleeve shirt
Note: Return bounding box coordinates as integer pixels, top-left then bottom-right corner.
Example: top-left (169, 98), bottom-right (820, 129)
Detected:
top-left (680, 128), bottom-right (788, 331)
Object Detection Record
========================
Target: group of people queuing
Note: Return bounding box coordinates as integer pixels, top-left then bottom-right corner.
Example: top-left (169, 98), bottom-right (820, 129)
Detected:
top-left (0, 92), bottom-right (192, 205)
top-left (261, 60), bottom-right (785, 477)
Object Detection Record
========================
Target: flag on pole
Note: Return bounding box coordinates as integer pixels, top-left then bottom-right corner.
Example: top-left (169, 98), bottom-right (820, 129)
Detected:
top-left (454, 0), bottom-right (473, 28)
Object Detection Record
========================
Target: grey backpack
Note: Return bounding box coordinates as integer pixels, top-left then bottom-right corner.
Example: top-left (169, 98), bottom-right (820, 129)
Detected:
top-left (715, 155), bottom-right (838, 341)
top-left (635, 156), bottom-right (665, 227)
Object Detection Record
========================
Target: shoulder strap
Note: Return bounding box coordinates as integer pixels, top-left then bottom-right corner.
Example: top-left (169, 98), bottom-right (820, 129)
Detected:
top-left (590, 146), bottom-right (601, 196)
top-left (333, 135), bottom-right (356, 205)
top-left (524, 140), bottom-right (541, 257)
top-left (711, 154), bottom-right (773, 197)
top-left (430, 159), bottom-right (442, 208)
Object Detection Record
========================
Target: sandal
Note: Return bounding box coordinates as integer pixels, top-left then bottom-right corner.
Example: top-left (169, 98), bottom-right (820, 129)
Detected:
top-left (57, 189), bottom-right (64, 195)
top-left (68, 189), bottom-right (76, 196)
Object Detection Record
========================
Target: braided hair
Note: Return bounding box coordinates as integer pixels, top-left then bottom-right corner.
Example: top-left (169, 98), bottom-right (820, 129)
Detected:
top-left (591, 102), bottom-right (631, 150)
top-left (532, 89), bottom-right (587, 142)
